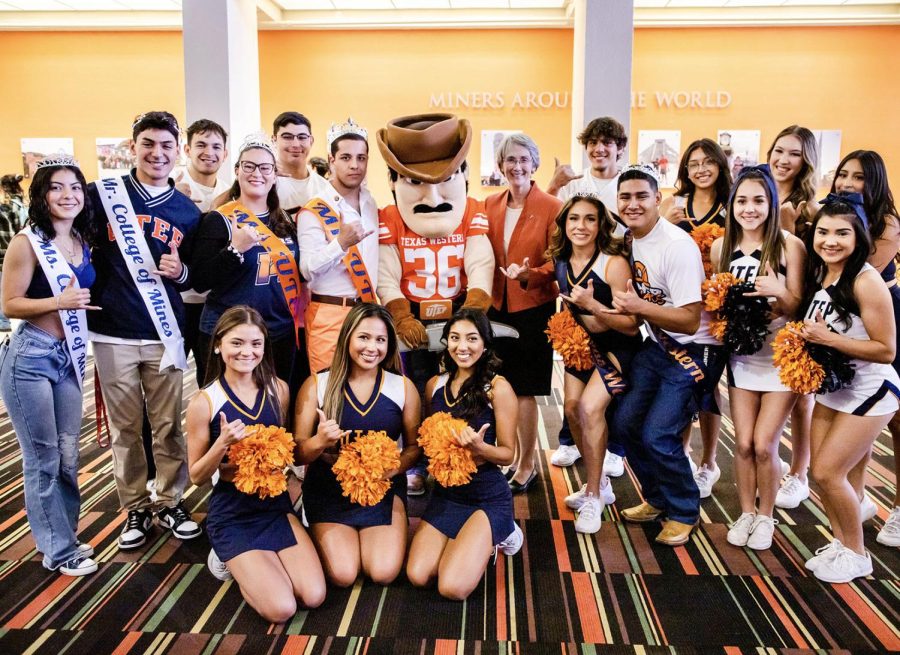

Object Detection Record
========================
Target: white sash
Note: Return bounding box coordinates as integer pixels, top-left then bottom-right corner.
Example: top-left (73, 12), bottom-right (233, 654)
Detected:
top-left (96, 176), bottom-right (187, 371)
top-left (23, 226), bottom-right (89, 389)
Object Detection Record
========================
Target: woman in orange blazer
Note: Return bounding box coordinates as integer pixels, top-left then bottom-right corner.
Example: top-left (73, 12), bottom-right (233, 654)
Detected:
top-left (485, 133), bottom-right (561, 493)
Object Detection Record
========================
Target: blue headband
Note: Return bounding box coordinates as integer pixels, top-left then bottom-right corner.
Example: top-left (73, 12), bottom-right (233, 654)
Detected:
top-left (819, 191), bottom-right (869, 230)
top-left (730, 164), bottom-right (780, 210)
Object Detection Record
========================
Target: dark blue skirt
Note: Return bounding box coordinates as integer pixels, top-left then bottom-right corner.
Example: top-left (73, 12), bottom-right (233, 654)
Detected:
top-left (421, 464), bottom-right (514, 545)
top-left (302, 459), bottom-right (406, 528)
top-left (206, 480), bottom-right (298, 562)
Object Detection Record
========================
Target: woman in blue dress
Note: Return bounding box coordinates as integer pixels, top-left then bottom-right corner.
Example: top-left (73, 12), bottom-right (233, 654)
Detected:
top-left (186, 306), bottom-right (325, 622)
top-left (295, 303), bottom-right (421, 587)
top-left (406, 308), bottom-right (520, 601)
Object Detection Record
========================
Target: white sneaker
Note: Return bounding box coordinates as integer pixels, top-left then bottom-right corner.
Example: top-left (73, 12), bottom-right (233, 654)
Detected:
top-left (876, 507), bottom-right (900, 547)
top-left (551, 444), bottom-right (581, 467)
top-left (775, 475), bottom-right (809, 509)
top-left (689, 458), bottom-right (698, 475)
top-left (574, 494), bottom-right (604, 534)
top-left (805, 539), bottom-right (843, 572)
top-left (565, 484), bottom-right (588, 510)
top-left (779, 459), bottom-right (790, 478)
top-left (566, 479), bottom-right (616, 511)
top-left (603, 452), bottom-right (625, 478)
top-left (75, 541), bottom-right (94, 558)
top-left (599, 477), bottom-right (616, 505)
top-left (860, 494), bottom-right (878, 522)
top-left (813, 546), bottom-right (872, 583)
top-left (747, 515), bottom-right (778, 550)
top-left (726, 512), bottom-right (756, 547)
top-left (694, 464), bottom-right (721, 499)
top-left (59, 554), bottom-right (98, 577)
top-left (207, 548), bottom-right (233, 581)
top-left (498, 524), bottom-right (523, 556)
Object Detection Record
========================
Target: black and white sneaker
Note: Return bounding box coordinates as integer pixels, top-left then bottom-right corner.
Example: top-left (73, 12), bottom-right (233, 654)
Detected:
top-left (157, 502), bottom-right (202, 540)
top-left (75, 541), bottom-right (94, 558)
top-left (59, 554), bottom-right (98, 577)
top-left (118, 509), bottom-right (154, 550)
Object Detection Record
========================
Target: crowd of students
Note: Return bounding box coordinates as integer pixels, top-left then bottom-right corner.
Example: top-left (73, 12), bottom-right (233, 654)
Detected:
top-left (0, 109), bottom-right (897, 624)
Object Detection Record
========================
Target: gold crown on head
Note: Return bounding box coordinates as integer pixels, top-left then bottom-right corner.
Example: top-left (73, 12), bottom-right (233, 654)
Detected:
top-left (327, 118), bottom-right (368, 148)
top-left (35, 153), bottom-right (79, 170)
top-left (239, 132), bottom-right (277, 158)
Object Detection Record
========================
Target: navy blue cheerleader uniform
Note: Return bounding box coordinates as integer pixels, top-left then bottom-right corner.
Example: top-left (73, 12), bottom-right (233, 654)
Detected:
top-left (303, 368), bottom-right (407, 527)
top-left (878, 258), bottom-right (900, 376)
top-left (203, 378), bottom-right (298, 562)
top-left (673, 195), bottom-right (726, 234)
top-left (554, 253), bottom-right (641, 390)
top-left (420, 374), bottom-right (515, 546)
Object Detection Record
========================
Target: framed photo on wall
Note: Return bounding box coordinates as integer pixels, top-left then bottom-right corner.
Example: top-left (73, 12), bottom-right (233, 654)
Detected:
top-left (636, 130), bottom-right (681, 188)
top-left (812, 130), bottom-right (842, 191)
top-left (96, 137), bottom-right (136, 179)
top-left (717, 130), bottom-right (760, 180)
top-left (20, 138), bottom-right (75, 178)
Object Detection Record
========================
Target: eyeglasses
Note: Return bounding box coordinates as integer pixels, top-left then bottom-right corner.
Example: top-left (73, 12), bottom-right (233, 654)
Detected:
top-left (238, 161), bottom-right (275, 175)
top-left (278, 132), bottom-right (311, 143)
top-left (503, 156), bottom-right (532, 167)
top-left (687, 158), bottom-right (717, 172)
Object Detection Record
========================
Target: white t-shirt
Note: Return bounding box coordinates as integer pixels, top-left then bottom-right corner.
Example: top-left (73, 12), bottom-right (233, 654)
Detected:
top-left (503, 206), bottom-right (523, 256)
top-left (559, 171), bottom-right (621, 215)
top-left (172, 166), bottom-right (231, 212)
top-left (630, 217), bottom-right (714, 345)
top-left (276, 167), bottom-right (332, 214)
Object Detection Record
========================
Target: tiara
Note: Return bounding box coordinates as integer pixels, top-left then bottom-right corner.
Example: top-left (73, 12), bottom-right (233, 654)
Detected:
top-left (238, 132), bottom-right (277, 158)
top-left (623, 163), bottom-right (661, 185)
top-left (327, 117), bottom-right (368, 147)
top-left (35, 153), bottom-right (79, 170)
top-left (571, 191), bottom-right (601, 201)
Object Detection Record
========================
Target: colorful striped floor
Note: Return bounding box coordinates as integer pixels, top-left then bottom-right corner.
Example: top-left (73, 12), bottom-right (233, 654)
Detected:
top-left (0, 361), bottom-right (897, 654)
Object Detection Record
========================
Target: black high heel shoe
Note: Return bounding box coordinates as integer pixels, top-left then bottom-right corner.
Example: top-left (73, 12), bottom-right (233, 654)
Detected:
top-left (509, 469), bottom-right (537, 494)
top-left (503, 467), bottom-right (517, 481)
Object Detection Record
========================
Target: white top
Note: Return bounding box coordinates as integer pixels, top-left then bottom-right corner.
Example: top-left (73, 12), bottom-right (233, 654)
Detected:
top-left (276, 167), bottom-right (332, 213)
top-left (315, 369), bottom-right (406, 410)
top-left (630, 217), bottom-right (712, 345)
top-left (559, 171), bottom-right (621, 215)
top-left (172, 166), bottom-right (231, 212)
top-left (298, 182), bottom-right (380, 297)
top-left (503, 206), bottom-right (523, 256)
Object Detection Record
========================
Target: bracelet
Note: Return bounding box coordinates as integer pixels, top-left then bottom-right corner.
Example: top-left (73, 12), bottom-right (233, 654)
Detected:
top-left (56, 295), bottom-right (61, 310)
top-left (226, 244), bottom-right (245, 264)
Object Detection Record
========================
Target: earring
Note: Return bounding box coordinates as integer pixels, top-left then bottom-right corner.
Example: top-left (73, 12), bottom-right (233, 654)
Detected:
top-left (214, 348), bottom-right (220, 354)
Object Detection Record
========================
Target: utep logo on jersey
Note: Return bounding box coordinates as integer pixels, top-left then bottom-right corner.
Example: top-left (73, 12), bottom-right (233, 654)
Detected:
top-left (730, 262), bottom-right (759, 282)
top-left (631, 260), bottom-right (666, 305)
top-left (807, 297), bottom-right (837, 324)
top-left (106, 214), bottom-right (184, 249)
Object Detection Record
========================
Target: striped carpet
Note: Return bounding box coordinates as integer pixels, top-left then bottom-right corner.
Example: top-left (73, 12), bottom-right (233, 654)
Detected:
top-left (0, 360), bottom-right (897, 655)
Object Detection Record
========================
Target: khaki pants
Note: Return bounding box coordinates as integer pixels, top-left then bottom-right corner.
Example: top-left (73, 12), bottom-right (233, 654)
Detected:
top-left (93, 342), bottom-right (186, 511)
top-left (305, 301), bottom-right (353, 374)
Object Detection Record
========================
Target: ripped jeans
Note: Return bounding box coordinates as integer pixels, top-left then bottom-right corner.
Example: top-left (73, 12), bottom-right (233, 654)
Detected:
top-left (0, 322), bottom-right (84, 569)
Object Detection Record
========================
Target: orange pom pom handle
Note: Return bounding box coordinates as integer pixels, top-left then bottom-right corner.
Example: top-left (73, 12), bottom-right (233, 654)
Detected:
top-left (228, 424), bottom-right (295, 499)
top-left (772, 322), bottom-right (825, 394)
top-left (417, 412), bottom-right (478, 487)
top-left (691, 223), bottom-right (725, 279)
top-left (332, 431), bottom-right (400, 507)
top-left (545, 310), bottom-right (593, 371)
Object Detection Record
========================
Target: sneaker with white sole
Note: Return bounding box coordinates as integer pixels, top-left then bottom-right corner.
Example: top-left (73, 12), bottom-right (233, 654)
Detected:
top-left (207, 548), bottom-right (233, 581)
top-left (603, 452), bottom-right (625, 478)
top-left (805, 539), bottom-right (843, 572)
top-left (779, 459), bottom-right (790, 478)
top-left (551, 444), bottom-right (581, 467)
top-left (59, 554), bottom-right (98, 577)
top-left (775, 474), bottom-right (809, 509)
top-left (876, 507), bottom-right (900, 547)
top-left (566, 479), bottom-right (616, 510)
top-left (860, 494), bottom-right (878, 522)
top-left (497, 524), bottom-right (523, 556)
top-left (813, 546), bottom-right (872, 583)
top-left (694, 464), bottom-right (721, 499)
top-left (726, 512), bottom-right (756, 547)
top-left (747, 515), bottom-right (778, 550)
top-left (76, 541), bottom-right (94, 558)
top-left (157, 502), bottom-right (202, 540)
top-left (689, 458), bottom-right (698, 476)
top-left (118, 508), bottom-right (154, 550)
top-left (574, 494), bottom-right (604, 534)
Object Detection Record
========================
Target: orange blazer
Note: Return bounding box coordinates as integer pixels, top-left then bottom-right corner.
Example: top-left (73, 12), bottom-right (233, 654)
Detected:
top-left (485, 182), bottom-right (561, 313)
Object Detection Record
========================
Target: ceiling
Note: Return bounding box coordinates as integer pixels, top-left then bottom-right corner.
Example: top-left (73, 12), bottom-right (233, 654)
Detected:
top-left (0, 0), bottom-right (896, 29)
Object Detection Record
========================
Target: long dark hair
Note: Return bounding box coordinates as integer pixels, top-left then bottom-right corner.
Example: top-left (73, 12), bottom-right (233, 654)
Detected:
top-left (831, 150), bottom-right (897, 242)
top-left (545, 194), bottom-right (627, 261)
top-left (672, 138), bottom-right (732, 206)
top-left (438, 309), bottom-right (502, 422)
top-left (717, 167), bottom-right (784, 276)
top-left (205, 306), bottom-right (283, 421)
top-left (801, 201), bottom-right (872, 331)
top-left (226, 146), bottom-right (295, 239)
top-left (27, 165), bottom-right (96, 245)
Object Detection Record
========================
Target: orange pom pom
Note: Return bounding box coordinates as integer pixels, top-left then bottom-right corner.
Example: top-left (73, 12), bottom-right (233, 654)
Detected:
top-left (417, 412), bottom-right (478, 487)
top-left (545, 311), bottom-right (593, 371)
top-left (702, 272), bottom-right (737, 313)
top-left (691, 223), bottom-right (725, 279)
top-left (332, 431), bottom-right (400, 507)
top-left (228, 424), bottom-right (295, 499)
top-left (772, 322), bottom-right (825, 394)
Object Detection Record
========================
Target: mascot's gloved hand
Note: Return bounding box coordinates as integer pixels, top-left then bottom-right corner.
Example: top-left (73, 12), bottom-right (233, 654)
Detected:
top-left (386, 298), bottom-right (428, 349)
top-left (461, 288), bottom-right (492, 312)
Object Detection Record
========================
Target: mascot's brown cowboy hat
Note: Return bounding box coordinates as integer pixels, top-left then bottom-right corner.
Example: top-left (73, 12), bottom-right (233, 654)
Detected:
top-left (377, 113), bottom-right (472, 185)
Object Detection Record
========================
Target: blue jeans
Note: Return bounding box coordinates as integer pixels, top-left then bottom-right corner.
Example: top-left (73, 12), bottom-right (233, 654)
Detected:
top-left (612, 341), bottom-right (719, 524)
top-left (0, 322), bottom-right (84, 569)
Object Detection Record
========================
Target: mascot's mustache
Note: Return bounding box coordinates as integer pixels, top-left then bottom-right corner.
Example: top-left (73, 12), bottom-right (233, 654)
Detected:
top-left (413, 203), bottom-right (454, 214)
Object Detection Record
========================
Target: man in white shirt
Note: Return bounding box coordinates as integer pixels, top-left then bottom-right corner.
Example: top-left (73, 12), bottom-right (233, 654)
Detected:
top-left (272, 111), bottom-right (331, 215)
top-left (547, 116), bottom-right (629, 214)
top-left (298, 119), bottom-right (378, 373)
